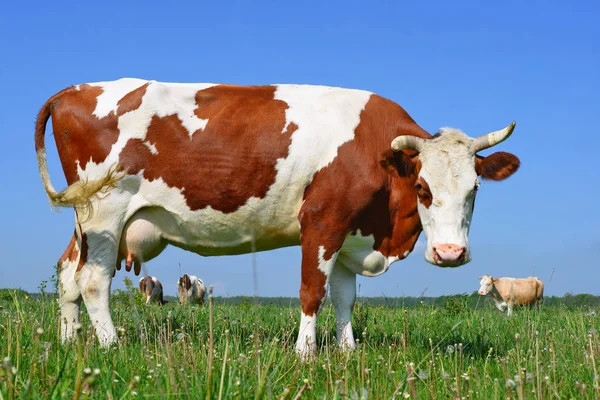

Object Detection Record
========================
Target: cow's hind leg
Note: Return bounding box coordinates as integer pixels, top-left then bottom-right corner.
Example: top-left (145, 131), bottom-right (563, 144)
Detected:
top-left (329, 264), bottom-right (356, 350)
top-left (75, 229), bottom-right (120, 346)
top-left (57, 233), bottom-right (83, 341)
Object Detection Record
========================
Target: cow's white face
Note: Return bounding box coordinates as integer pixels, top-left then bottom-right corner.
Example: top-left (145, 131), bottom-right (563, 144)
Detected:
top-left (478, 274), bottom-right (494, 295)
top-left (416, 129), bottom-right (478, 266)
top-left (391, 122), bottom-right (520, 268)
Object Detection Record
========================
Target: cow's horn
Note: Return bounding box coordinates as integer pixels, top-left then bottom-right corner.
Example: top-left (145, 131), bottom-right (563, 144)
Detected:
top-left (391, 135), bottom-right (425, 152)
top-left (473, 122), bottom-right (516, 152)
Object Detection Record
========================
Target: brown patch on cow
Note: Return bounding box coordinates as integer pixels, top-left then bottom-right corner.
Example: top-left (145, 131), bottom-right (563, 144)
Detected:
top-left (476, 152), bottom-right (520, 181)
top-left (415, 177), bottom-right (433, 209)
top-left (76, 233), bottom-right (88, 272)
top-left (119, 85), bottom-right (295, 213)
top-left (57, 232), bottom-right (78, 271)
top-left (139, 277), bottom-right (149, 294)
top-left (117, 83), bottom-right (149, 115)
top-left (299, 277), bottom-right (327, 316)
top-left (50, 82), bottom-right (148, 184)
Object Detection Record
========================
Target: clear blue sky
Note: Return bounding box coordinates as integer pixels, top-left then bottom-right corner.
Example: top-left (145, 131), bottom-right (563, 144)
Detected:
top-left (1, 1), bottom-right (598, 298)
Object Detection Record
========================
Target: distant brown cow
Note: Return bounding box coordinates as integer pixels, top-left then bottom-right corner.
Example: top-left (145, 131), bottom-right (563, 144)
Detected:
top-left (139, 276), bottom-right (164, 305)
top-left (478, 275), bottom-right (543, 315)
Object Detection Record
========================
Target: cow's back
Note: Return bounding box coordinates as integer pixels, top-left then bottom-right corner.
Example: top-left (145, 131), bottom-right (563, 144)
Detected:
top-left (50, 79), bottom-right (378, 254)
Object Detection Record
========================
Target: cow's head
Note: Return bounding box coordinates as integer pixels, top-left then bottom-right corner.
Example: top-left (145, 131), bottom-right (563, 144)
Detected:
top-left (478, 274), bottom-right (496, 295)
top-left (177, 274), bottom-right (192, 304)
top-left (391, 123), bottom-right (519, 267)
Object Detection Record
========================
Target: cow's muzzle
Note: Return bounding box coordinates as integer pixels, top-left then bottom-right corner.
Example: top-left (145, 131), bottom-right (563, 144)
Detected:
top-left (432, 244), bottom-right (466, 267)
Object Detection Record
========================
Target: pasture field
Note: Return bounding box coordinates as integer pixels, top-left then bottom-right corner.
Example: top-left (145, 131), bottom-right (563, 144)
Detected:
top-left (1, 285), bottom-right (600, 399)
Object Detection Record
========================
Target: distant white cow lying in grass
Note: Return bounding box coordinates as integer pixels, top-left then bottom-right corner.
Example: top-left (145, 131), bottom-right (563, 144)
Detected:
top-left (478, 275), bottom-right (544, 315)
top-left (177, 274), bottom-right (206, 306)
top-left (139, 276), bottom-right (165, 305)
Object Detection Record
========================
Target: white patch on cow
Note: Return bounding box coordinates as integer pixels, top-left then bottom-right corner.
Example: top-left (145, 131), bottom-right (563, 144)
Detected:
top-left (274, 85), bottom-right (371, 172)
top-left (317, 246), bottom-right (336, 276)
top-left (92, 78), bottom-right (148, 119)
top-left (143, 141), bottom-right (158, 155)
top-left (295, 312), bottom-right (317, 359)
top-left (337, 231), bottom-right (395, 277)
top-left (416, 128), bottom-right (477, 265)
top-left (148, 82), bottom-right (213, 137)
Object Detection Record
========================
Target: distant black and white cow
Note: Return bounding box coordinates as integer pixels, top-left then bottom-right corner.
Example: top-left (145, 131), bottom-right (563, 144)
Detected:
top-left (177, 274), bottom-right (206, 306)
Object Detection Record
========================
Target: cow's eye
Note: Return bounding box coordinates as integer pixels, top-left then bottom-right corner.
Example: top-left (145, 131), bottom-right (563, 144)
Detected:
top-left (415, 183), bottom-right (422, 191)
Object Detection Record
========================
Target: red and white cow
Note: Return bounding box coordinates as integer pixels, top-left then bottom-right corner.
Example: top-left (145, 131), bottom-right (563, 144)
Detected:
top-left (177, 274), bottom-right (206, 306)
top-left (478, 275), bottom-right (544, 315)
top-left (36, 78), bottom-right (520, 357)
top-left (139, 276), bottom-right (164, 305)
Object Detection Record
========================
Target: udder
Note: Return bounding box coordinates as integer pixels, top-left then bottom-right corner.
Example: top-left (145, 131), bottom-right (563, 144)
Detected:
top-left (116, 208), bottom-right (168, 275)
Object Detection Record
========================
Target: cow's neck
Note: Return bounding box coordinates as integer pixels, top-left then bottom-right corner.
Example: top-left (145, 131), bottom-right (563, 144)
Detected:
top-left (349, 172), bottom-right (422, 260)
top-left (489, 284), bottom-right (503, 303)
top-left (383, 174), bottom-right (423, 259)
top-left (344, 102), bottom-right (430, 260)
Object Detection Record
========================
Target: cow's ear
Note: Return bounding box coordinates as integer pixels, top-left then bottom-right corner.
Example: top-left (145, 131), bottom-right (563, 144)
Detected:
top-left (492, 278), bottom-right (499, 284)
top-left (476, 152), bottom-right (520, 181)
top-left (478, 276), bottom-right (482, 281)
top-left (381, 149), bottom-right (418, 177)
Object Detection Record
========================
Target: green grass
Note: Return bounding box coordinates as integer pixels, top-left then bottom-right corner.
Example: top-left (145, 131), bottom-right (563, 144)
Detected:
top-left (1, 288), bottom-right (599, 399)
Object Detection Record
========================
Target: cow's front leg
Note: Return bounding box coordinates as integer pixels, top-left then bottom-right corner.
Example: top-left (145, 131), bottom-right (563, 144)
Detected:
top-left (329, 264), bottom-right (356, 351)
top-left (507, 305), bottom-right (514, 316)
top-left (295, 243), bottom-right (339, 360)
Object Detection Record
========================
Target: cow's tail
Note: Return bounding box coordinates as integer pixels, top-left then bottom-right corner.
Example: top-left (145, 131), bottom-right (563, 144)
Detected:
top-left (34, 90), bottom-right (125, 218)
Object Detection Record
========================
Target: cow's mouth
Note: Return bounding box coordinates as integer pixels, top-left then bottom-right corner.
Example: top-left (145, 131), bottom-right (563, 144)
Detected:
top-left (431, 245), bottom-right (467, 267)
